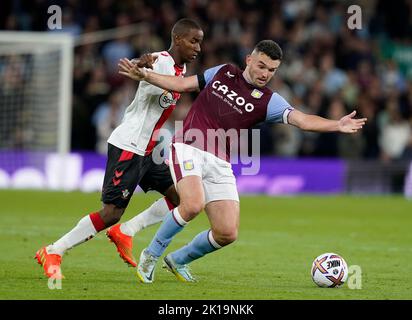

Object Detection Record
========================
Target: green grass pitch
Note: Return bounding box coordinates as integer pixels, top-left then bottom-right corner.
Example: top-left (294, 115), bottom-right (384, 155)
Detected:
top-left (0, 190), bottom-right (411, 300)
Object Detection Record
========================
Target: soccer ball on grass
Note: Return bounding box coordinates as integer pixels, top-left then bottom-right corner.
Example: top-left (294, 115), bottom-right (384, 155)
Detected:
top-left (311, 252), bottom-right (348, 288)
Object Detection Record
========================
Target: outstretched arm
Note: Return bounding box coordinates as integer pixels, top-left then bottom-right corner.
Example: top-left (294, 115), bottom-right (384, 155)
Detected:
top-left (118, 57), bottom-right (200, 93)
top-left (288, 109), bottom-right (367, 133)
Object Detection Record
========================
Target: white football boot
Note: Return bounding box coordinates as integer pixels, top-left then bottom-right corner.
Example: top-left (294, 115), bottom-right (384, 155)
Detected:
top-left (136, 248), bottom-right (158, 283)
top-left (163, 253), bottom-right (196, 282)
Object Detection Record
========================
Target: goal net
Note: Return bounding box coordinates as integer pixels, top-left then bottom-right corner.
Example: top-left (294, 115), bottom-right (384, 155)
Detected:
top-left (0, 32), bottom-right (73, 189)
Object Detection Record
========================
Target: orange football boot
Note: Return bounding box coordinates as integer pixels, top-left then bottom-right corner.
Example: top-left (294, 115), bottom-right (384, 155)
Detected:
top-left (106, 224), bottom-right (137, 267)
top-left (35, 247), bottom-right (64, 279)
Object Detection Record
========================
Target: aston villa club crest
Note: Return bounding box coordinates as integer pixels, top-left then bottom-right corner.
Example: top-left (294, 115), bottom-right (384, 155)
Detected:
top-left (183, 160), bottom-right (194, 171)
top-left (251, 89), bottom-right (263, 99)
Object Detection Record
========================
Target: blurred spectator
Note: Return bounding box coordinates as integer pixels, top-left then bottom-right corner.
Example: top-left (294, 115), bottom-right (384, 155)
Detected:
top-left (284, 53), bottom-right (318, 98)
top-left (0, 56), bottom-right (26, 149)
top-left (102, 36), bottom-right (133, 75)
top-left (381, 60), bottom-right (407, 94)
top-left (92, 89), bottom-right (127, 154)
top-left (379, 98), bottom-right (411, 161)
top-left (341, 70), bottom-right (360, 108)
top-left (320, 53), bottom-right (348, 96)
top-left (358, 94), bottom-right (380, 158)
top-left (102, 14), bottom-right (134, 75)
top-left (314, 97), bottom-right (347, 157)
top-left (273, 96), bottom-right (303, 157)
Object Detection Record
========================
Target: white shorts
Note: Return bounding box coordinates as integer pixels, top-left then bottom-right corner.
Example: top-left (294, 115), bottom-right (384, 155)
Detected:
top-left (169, 143), bottom-right (239, 204)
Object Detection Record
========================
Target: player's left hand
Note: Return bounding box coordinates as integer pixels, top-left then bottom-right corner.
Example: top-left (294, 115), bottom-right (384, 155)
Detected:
top-left (131, 53), bottom-right (157, 69)
top-left (118, 58), bottom-right (146, 81)
top-left (338, 110), bottom-right (367, 133)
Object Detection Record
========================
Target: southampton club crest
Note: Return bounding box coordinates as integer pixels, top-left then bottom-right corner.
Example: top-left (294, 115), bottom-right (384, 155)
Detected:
top-left (159, 90), bottom-right (179, 109)
top-left (122, 189), bottom-right (130, 199)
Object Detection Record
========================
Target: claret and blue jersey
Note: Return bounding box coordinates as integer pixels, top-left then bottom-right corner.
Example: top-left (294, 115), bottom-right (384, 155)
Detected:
top-left (174, 63), bottom-right (294, 161)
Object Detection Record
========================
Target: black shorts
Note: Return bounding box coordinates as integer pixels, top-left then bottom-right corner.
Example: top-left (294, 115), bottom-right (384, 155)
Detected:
top-left (101, 144), bottom-right (174, 208)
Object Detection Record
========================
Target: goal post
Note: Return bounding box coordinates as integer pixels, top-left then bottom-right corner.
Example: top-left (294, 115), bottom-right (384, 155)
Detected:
top-left (0, 31), bottom-right (73, 189)
top-left (0, 31), bottom-right (73, 155)
top-left (0, 25), bottom-right (149, 190)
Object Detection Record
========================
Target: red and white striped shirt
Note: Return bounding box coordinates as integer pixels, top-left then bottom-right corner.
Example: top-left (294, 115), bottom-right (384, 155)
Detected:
top-left (108, 51), bottom-right (185, 156)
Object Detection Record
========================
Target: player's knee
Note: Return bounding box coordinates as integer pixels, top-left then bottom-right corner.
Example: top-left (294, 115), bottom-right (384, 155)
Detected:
top-left (180, 201), bottom-right (204, 220)
top-left (101, 204), bottom-right (125, 227)
top-left (164, 186), bottom-right (180, 207)
top-left (215, 229), bottom-right (238, 246)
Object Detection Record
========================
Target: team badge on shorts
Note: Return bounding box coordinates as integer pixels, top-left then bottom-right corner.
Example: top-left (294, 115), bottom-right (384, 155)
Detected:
top-left (122, 189), bottom-right (130, 199)
top-left (183, 160), bottom-right (194, 171)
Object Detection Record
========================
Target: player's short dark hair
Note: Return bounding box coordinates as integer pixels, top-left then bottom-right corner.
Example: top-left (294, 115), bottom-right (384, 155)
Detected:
top-left (171, 18), bottom-right (202, 37)
top-left (254, 40), bottom-right (283, 61)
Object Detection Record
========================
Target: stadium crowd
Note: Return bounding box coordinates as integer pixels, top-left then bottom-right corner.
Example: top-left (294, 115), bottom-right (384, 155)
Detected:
top-left (2, 0), bottom-right (412, 161)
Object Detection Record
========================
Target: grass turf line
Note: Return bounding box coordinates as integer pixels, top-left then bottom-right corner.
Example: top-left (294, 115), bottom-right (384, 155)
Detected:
top-left (0, 190), bottom-right (411, 300)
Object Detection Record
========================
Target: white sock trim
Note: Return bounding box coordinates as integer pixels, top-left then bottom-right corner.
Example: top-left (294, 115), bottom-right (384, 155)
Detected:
top-left (120, 222), bottom-right (135, 237)
top-left (208, 230), bottom-right (222, 249)
top-left (121, 197), bottom-right (171, 236)
top-left (172, 207), bottom-right (188, 226)
top-left (47, 215), bottom-right (97, 256)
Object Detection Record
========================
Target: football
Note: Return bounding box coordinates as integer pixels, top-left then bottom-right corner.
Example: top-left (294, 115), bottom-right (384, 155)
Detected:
top-left (311, 253), bottom-right (348, 288)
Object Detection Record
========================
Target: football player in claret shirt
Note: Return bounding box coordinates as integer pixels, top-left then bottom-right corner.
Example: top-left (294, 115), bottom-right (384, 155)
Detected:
top-left (35, 19), bottom-right (204, 279)
top-left (119, 40), bottom-right (367, 283)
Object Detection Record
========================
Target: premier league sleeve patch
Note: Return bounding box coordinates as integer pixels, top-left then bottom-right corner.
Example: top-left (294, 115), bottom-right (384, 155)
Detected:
top-left (183, 159), bottom-right (194, 171)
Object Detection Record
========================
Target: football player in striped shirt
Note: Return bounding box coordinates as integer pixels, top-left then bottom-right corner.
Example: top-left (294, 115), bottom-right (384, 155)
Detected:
top-left (35, 19), bottom-right (204, 279)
